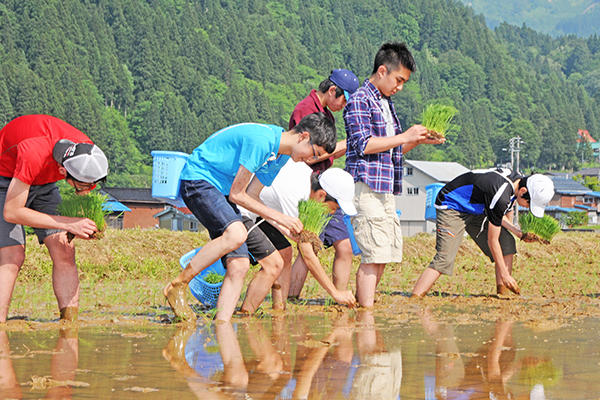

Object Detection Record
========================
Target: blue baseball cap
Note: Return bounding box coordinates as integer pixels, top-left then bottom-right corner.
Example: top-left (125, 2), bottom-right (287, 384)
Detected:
top-left (329, 69), bottom-right (359, 101)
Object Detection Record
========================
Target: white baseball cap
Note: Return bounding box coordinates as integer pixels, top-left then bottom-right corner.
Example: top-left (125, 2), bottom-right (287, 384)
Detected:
top-left (53, 139), bottom-right (109, 183)
top-left (526, 174), bottom-right (554, 218)
top-left (318, 168), bottom-right (357, 216)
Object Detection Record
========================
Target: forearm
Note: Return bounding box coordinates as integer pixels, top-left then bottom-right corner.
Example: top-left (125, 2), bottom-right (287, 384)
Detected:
top-left (362, 135), bottom-right (407, 154)
top-left (297, 242), bottom-right (338, 298)
top-left (229, 191), bottom-right (289, 229)
top-left (488, 236), bottom-right (509, 274)
top-left (501, 216), bottom-right (522, 239)
top-left (306, 140), bottom-right (346, 165)
top-left (4, 206), bottom-right (74, 231)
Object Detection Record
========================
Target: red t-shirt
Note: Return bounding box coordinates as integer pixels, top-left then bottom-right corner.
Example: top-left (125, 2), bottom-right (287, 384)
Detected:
top-left (0, 115), bottom-right (93, 185)
top-left (288, 90), bottom-right (336, 173)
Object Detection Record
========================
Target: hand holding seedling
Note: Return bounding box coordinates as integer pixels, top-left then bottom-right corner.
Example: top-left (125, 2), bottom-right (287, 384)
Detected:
top-left (521, 232), bottom-right (549, 244)
top-left (402, 124), bottom-right (430, 143)
top-left (332, 289), bottom-right (356, 308)
top-left (67, 217), bottom-right (98, 239)
top-left (279, 214), bottom-right (303, 236)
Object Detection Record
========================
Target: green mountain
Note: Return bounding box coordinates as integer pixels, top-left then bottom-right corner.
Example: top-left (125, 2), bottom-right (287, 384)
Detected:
top-left (459, 0), bottom-right (600, 37)
top-left (1, 0), bottom-right (599, 187)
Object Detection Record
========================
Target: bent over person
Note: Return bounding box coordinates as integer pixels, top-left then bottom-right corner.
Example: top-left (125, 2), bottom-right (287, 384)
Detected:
top-left (412, 169), bottom-right (554, 297)
top-left (0, 114), bottom-right (109, 322)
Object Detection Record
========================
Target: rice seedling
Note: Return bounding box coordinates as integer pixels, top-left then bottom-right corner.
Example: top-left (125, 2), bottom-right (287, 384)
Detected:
top-left (519, 213), bottom-right (561, 242)
top-left (298, 199), bottom-right (332, 235)
top-left (203, 271), bottom-right (224, 284)
top-left (421, 104), bottom-right (458, 139)
top-left (58, 191), bottom-right (110, 240)
top-left (297, 199), bottom-right (332, 254)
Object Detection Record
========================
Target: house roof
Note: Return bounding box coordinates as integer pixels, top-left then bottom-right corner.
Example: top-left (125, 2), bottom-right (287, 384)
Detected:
top-left (405, 160), bottom-right (469, 182)
top-left (549, 176), bottom-right (591, 194)
top-left (154, 206), bottom-right (198, 220)
top-left (101, 188), bottom-right (165, 204)
top-left (574, 167), bottom-right (600, 177)
top-left (103, 200), bottom-right (131, 212)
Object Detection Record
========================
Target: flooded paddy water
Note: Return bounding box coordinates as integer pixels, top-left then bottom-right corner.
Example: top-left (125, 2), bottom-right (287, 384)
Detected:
top-left (1, 295), bottom-right (599, 399)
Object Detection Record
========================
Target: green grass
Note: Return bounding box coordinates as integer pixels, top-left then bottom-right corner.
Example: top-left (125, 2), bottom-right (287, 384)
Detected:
top-left (519, 213), bottom-right (561, 241)
top-left (297, 199), bottom-right (331, 235)
top-left (421, 104), bottom-right (458, 137)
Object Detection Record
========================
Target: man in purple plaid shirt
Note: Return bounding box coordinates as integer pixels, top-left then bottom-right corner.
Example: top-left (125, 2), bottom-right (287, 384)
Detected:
top-left (344, 42), bottom-right (445, 307)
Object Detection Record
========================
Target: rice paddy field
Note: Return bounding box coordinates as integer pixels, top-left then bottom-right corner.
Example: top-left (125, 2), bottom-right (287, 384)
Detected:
top-left (2, 228), bottom-right (599, 398)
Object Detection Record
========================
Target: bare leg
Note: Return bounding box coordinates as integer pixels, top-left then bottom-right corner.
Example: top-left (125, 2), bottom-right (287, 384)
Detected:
top-left (44, 233), bottom-right (79, 320)
top-left (271, 246), bottom-right (293, 310)
top-left (215, 257), bottom-right (250, 322)
top-left (0, 246), bottom-right (24, 323)
top-left (240, 251), bottom-right (284, 314)
top-left (412, 267), bottom-right (442, 298)
top-left (332, 239), bottom-right (353, 291)
top-left (287, 254), bottom-right (308, 298)
top-left (165, 221), bottom-right (247, 321)
top-left (355, 263), bottom-right (385, 307)
top-left (495, 254), bottom-right (515, 295)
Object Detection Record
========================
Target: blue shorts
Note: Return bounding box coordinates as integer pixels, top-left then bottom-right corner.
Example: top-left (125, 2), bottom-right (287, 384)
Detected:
top-left (320, 207), bottom-right (350, 248)
top-left (180, 179), bottom-right (248, 264)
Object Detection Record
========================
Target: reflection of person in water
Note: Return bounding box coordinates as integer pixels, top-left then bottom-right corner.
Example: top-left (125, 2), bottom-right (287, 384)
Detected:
top-left (0, 327), bottom-right (79, 399)
top-left (163, 323), bottom-right (239, 399)
top-left (163, 318), bottom-right (291, 399)
top-left (291, 313), bottom-right (355, 399)
top-left (0, 331), bottom-right (21, 399)
top-left (350, 310), bottom-right (403, 400)
top-left (419, 308), bottom-right (465, 399)
top-left (462, 319), bottom-right (520, 399)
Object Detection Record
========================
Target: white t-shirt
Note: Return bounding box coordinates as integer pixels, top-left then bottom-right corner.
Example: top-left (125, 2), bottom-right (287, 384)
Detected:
top-left (240, 158), bottom-right (312, 220)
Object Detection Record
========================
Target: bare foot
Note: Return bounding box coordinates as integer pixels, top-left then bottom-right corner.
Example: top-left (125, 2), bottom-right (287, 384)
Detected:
top-left (59, 307), bottom-right (79, 322)
top-left (164, 282), bottom-right (197, 323)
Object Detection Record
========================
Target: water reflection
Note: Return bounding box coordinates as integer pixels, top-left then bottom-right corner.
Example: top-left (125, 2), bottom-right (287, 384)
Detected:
top-left (167, 312), bottom-right (597, 399)
top-left (1, 312), bottom-right (597, 398)
top-left (0, 326), bottom-right (79, 399)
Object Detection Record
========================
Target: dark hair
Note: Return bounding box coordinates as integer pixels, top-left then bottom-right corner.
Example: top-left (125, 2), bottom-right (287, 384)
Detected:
top-left (317, 78), bottom-right (345, 98)
top-left (518, 176), bottom-right (530, 201)
top-left (292, 113), bottom-right (336, 153)
top-left (372, 42), bottom-right (416, 75)
top-left (310, 173), bottom-right (336, 202)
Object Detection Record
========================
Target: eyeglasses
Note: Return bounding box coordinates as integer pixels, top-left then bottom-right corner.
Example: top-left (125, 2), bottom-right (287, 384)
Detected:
top-left (311, 144), bottom-right (319, 160)
top-left (72, 180), bottom-right (96, 193)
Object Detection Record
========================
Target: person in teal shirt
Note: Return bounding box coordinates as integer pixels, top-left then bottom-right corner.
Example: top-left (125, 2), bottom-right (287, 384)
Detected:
top-left (164, 113), bottom-right (336, 322)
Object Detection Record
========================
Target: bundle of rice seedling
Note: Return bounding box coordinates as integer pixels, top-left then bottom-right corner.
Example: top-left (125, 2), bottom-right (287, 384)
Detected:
top-left (519, 213), bottom-right (560, 243)
top-left (421, 104), bottom-right (458, 139)
top-left (297, 199), bottom-right (332, 254)
top-left (203, 271), bottom-right (224, 284)
top-left (58, 191), bottom-right (109, 240)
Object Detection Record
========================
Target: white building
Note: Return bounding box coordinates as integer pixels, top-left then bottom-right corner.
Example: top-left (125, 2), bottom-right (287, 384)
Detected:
top-left (395, 160), bottom-right (469, 236)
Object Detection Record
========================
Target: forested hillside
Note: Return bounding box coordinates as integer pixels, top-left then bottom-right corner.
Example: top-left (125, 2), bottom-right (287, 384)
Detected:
top-left (1, 0), bottom-right (599, 187)
top-left (459, 0), bottom-right (600, 37)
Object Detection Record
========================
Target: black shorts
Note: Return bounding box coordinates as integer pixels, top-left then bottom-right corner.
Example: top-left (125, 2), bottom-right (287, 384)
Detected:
top-left (243, 216), bottom-right (276, 265)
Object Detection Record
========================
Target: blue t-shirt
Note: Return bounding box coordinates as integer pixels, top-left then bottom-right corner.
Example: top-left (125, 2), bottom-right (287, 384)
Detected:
top-left (180, 123), bottom-right (289, 194)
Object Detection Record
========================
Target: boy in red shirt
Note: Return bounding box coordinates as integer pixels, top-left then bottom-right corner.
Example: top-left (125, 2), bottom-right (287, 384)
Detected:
top-left (0, 114), bottom-right (109, 322)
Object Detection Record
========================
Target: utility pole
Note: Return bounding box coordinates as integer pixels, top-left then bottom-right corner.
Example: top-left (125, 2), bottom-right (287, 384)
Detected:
top-left (509, 136), bottom-right (524, 225)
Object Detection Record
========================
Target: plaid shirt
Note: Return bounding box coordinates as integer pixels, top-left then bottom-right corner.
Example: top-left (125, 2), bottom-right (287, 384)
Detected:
top-left (344, 80), bottom-right (404, 195)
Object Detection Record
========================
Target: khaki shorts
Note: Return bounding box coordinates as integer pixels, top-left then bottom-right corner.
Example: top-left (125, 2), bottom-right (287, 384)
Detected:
top-left (429, 208), bottom-right (517, 275)
top-left (352, 181), bottom-right (403, 264)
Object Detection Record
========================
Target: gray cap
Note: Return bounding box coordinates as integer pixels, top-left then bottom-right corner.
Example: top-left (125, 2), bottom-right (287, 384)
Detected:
top-left (53, 139), bottom-right (109, 183)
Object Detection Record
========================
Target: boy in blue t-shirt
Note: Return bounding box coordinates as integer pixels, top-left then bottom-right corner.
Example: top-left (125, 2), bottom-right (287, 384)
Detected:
top-left (164, 113), bottom-right (336, 322)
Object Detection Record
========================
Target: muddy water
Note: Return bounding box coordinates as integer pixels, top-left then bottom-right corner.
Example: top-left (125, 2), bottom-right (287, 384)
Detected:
top-left (1, 311), bottom-right (599, 399)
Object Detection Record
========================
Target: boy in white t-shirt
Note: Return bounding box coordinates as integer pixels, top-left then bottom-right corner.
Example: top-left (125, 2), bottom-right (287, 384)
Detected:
top-left (240, 160), bottom-right (356, 312)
